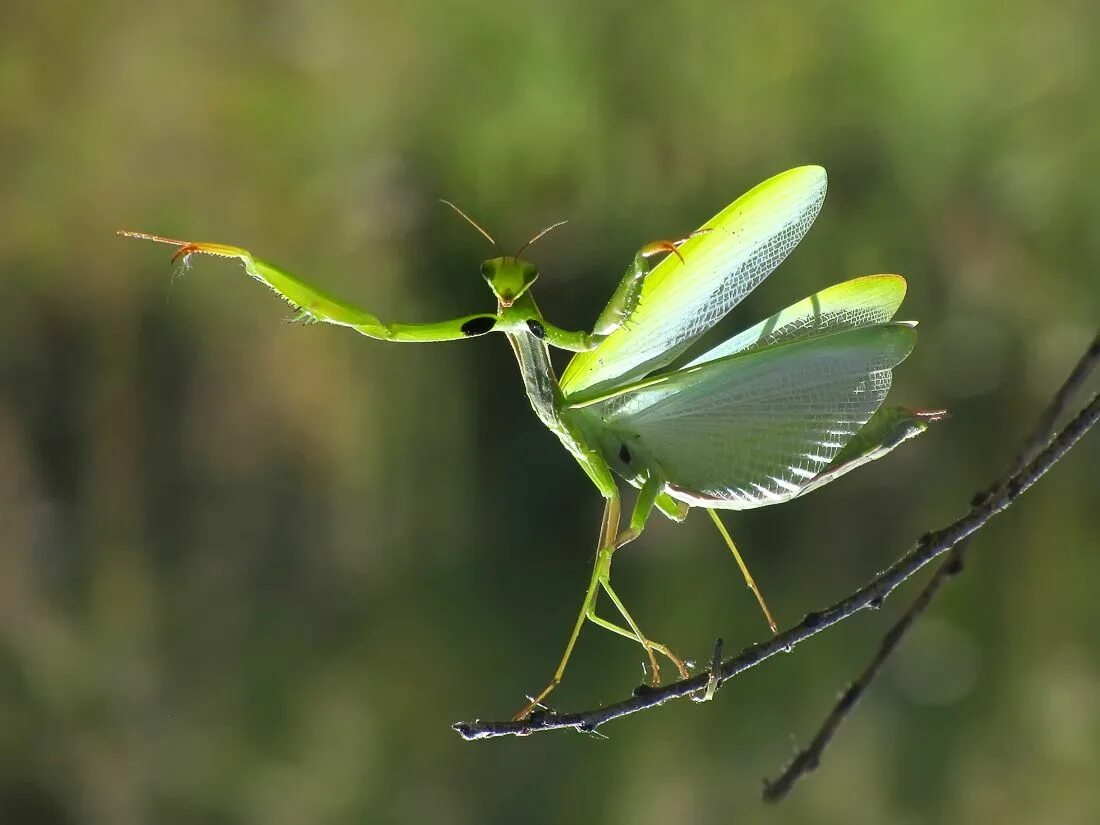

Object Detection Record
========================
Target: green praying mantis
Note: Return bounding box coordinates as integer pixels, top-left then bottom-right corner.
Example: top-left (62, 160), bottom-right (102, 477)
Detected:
top-left (121, 165), bottom-right (943, 720)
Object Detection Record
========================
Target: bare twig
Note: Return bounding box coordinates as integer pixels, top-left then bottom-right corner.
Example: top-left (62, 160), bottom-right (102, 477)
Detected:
top-left (762, 334), bottom-right (1100, 801)
top-left (453, 385), bottom-right (1100, 741)
top-left (1012, 335), bottom-right (1100, 469)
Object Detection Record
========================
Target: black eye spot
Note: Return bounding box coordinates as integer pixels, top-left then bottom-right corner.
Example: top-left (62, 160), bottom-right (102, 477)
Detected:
top-left (461, 316), bottom-right (496, 336)
top-left (480, 262), bottom-right (492, 277)
top-left (526, 319), bottom-right (545, 339)
top-left (619, 444), bottom-right (631, 464)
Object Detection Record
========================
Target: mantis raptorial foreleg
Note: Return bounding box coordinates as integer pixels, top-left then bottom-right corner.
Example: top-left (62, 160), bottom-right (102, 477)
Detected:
top-left (117, 233), bottom-right (499, 342)
top-left (613, 473), bottom-right (662, 548)
top-left (119, 231), bottom-right (698, 352)
top-left (539, 230), bottom-right (711, 353)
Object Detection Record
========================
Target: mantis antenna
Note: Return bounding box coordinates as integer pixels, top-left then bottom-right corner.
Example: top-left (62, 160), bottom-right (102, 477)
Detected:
top-left (515, 220), bottom-right (568, 259)
top-left (439, 199), bottom-right (500, 252)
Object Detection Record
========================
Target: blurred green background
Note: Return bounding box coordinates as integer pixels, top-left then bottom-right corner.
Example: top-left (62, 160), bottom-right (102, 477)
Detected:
top-left (1, 1), bottom-right (1098, 823)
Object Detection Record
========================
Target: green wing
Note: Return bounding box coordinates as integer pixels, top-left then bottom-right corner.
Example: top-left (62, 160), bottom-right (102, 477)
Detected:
top-left (561, 166), bottom-right (828, 398)
top-left (686, 274), bottom-right (908, 368)
top-left (581, 324), bottom-right (916, 510)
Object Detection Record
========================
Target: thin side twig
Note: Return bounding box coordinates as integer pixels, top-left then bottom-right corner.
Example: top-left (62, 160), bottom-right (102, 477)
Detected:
top-left (692, 638), bottom-right (724, 703)
top-left (453, 389), bottom-right (1099, 740)
top-left (762, 334), bottom-right (1099, 802)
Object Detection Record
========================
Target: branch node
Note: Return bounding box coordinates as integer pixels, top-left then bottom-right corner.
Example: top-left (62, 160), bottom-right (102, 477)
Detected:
top-left (693, 638), bottom-right (725, 702)
top-left (970, 490), bottom-right (992, 507)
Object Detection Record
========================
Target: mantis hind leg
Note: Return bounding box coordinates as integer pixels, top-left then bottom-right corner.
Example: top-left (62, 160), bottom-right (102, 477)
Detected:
top-left (512, 496), bottom-right (620, 721)
top-left (513, 479), bottom-right (690, 720)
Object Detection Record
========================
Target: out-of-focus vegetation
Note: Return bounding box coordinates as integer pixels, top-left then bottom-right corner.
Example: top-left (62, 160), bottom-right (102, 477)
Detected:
top-left (1, 2), bottom-right (1098, 823)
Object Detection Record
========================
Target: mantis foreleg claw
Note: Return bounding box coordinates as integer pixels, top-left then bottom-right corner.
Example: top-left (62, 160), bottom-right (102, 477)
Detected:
top-left (639, 228), bottom-right (713, 263)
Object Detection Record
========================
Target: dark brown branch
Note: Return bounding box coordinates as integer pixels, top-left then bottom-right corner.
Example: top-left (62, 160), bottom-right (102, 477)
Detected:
top-left (762, 334), bottom-right (1100, 801)
top-left (454, 386), bottom-right (1100, 741)
top-left (1012, 334), bottom-right (1100, 469)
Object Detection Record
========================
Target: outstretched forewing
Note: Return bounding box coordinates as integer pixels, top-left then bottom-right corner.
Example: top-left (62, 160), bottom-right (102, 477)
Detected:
top-left (685, 274), bottom-right (908, 368)
top-left (561, 166), bottom-right (829, 398)
top-left (586, 324), bottom-right (916, 509)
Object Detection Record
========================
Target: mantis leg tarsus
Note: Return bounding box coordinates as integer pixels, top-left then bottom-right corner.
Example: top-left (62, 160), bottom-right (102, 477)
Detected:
top-left (117, 231), bottom-right (248, 263)
top-left (584, 612), bottom-right (689, 684)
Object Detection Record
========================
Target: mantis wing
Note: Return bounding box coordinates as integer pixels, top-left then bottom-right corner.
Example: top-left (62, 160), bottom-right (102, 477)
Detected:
top-left (685, 274), bottom-right (908, 368)
top-left (579, 324), bottom-right (916, 509)
top-left (793, 405), bottom-right (947, 496)
top-left (561, 165), bottom-right (828, 398)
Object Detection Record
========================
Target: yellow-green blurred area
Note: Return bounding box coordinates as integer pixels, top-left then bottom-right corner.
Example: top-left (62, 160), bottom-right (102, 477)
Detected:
top-left (1, 1), bottom-right (1098, 823)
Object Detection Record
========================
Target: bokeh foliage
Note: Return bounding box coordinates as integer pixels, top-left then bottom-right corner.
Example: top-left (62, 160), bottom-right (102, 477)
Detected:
top-left (1, 1), bottom-right (1098, 823)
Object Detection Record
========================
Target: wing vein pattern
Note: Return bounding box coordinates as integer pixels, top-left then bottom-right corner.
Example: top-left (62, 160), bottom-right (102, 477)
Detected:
top-left (587, 324), bottom-right (916, 510)
top-left (686, 274), bottom-right (907, 367)
top-left (562, 166), bottom-right (829, 397)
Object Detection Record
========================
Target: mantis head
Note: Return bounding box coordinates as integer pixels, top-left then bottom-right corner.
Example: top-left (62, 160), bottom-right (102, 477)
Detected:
top-left (440, 198), bottom-right (566, 308)
top-left (481, 257), bottom-right (538, 307)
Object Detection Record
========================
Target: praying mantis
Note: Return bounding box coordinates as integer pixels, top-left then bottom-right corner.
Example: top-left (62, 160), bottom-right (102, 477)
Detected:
top-left (120, 165), bottom-right (943, 719)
